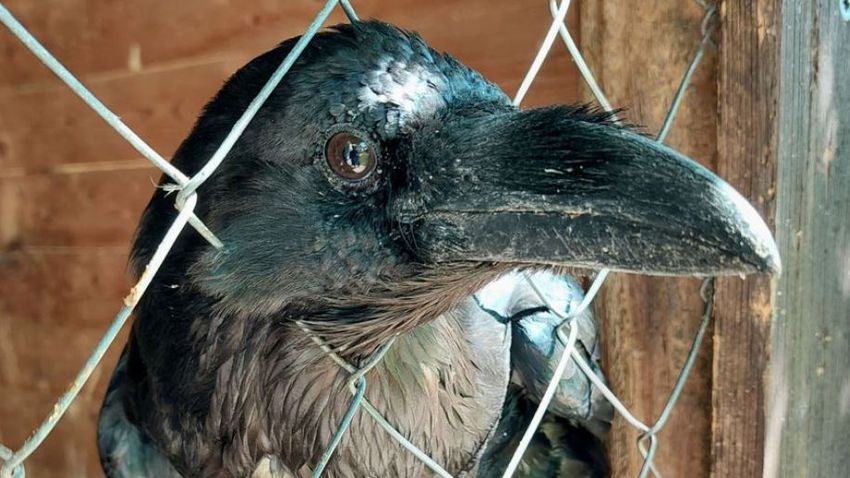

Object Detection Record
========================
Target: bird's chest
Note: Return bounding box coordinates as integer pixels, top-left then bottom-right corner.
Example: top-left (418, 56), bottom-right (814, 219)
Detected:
top-left (278, 300), bottom-right (511, 477)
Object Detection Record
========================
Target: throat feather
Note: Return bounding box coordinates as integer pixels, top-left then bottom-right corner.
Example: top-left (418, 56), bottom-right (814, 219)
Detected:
top-left (299, 263), bottom-right (518, 357)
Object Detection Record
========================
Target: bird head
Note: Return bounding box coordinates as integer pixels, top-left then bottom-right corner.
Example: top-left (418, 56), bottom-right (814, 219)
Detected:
top-left (133, 21), bottom-right (779, 349)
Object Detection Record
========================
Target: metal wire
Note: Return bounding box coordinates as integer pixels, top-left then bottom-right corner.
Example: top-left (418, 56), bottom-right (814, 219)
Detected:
top-left (513, 0), bottom-right (572, 106)
top-left (310, 338), bottom-right (395, 478)
top-left (546, 0), bottom-right (615, 114)
top-left (657, 4), bottom-right (717, 143)
top-left (0, 192), bottom-right (199, 478)
top-left (508, 1), bottom-right (719, 476)
top-left (297, 322), bottom-right (453, 478)
top-left (173, 0), bottom-right (341, 213)
top-left (0, 0), bottom-right (720, 477)
top-left (0, 3), bottom-right (221, 249)
top-left (499, 273), bottom-right (592, 478)
top-left (313, 377), bottom-right (366, 478)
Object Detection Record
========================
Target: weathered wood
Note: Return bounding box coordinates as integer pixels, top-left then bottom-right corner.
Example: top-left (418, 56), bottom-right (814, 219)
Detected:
top-left (0, 0), bottom-right (329, 88)
top-left (712, 1), bottom-right (780, 477)
top-left (580, 1), bottom-right (717, 476)
top-left (764, 1), bottom-right (850, 476)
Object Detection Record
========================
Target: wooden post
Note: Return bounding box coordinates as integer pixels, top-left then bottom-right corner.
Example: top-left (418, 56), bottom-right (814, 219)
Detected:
top-left (712, 1), bottom-right (780, 476)
top-left (764, 1), bottom-right (850, 476)
top-left (580, 1), bottom-right (718, 476)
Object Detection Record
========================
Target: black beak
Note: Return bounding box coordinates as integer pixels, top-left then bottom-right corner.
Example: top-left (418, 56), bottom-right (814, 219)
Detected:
top-left (397, 106), bottom-right (780, 276)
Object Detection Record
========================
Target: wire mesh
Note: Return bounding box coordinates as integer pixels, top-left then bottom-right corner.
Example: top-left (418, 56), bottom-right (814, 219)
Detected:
top-left (0, 1), bottom-right (718, 477)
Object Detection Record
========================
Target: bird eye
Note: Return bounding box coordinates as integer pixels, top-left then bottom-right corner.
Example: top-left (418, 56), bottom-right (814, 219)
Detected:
top-left (325, 132), bottom-right (377, 181)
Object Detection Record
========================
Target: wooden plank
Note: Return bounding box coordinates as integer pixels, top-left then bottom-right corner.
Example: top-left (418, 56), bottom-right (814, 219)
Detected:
top-left (0, 0), bottom-right (329, 88)
top-left (764, 1), bottom-right (850, 476)
top-left (0, 314), bottom-right (127, 397)
top-left (580, 1), bottom-right (717, 476)
top-left (0, 59), bottom-right (240, 173)
top-left (712, 1), bottom-right (780, 476)
top-left (0, 169), bottom-right (157, 247)
top-left (0, 249), bottom-right (129, 328)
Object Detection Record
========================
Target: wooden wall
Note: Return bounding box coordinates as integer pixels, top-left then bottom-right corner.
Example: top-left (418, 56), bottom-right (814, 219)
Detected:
top-left (0, 1), bottom-right (580, 476)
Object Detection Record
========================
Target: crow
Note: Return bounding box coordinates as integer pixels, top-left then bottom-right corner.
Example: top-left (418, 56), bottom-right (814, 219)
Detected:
top-left (96, 21), bottom-right (780, 478)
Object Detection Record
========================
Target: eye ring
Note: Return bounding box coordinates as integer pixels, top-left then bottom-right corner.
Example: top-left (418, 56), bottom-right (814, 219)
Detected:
top-left (324, 131), bottom-right (378, 181)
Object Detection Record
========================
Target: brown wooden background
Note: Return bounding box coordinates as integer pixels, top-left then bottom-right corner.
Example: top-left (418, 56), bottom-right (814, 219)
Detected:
top-left (1, 1), bottom-right (846, 477)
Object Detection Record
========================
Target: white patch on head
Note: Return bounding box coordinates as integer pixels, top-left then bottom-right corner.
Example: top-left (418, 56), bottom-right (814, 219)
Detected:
top-left (358, 58), bottom-right (445, 131)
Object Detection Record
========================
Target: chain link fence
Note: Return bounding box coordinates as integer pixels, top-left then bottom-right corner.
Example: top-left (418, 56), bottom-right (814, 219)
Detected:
top-left (0, 1), bottom-right (718, 477)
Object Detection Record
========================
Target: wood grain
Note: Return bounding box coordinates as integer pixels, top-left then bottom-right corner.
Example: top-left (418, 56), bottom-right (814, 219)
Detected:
top-left (712, 1), bottom-right (780, 476)
top-left (764, 1), bottom-right (850, 476)
top-left (0, 169), bottom-right (158, 247)
top-left (580, 1), bottom-right (718, 476)
top-left (0, 0), bottom-right (577, 91)
top-left (0, 59), bottom-right (240, 173)
top-left (0, 169), bottom-right (159, 246)
top-left (0, 316), bottom-right (128, 397)
top-left (0, 249), bottom-right (129, 328)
